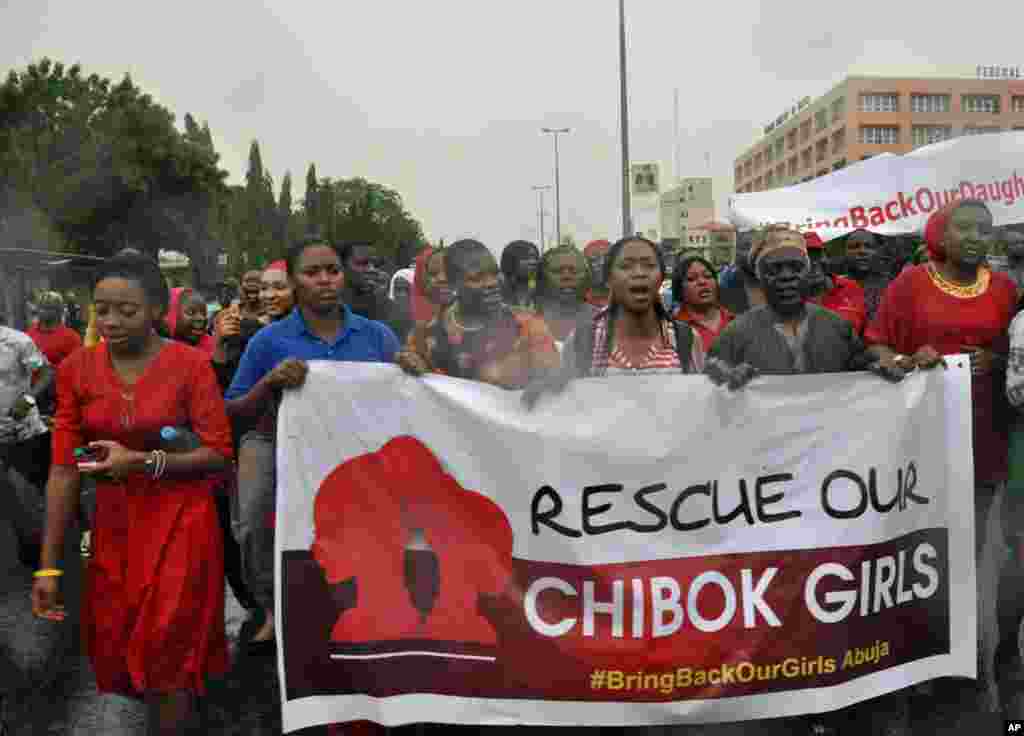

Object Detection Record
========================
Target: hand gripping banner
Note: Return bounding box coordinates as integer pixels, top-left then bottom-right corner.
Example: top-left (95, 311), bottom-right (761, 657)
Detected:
top-left (275, 362), bottom-right (976, 731)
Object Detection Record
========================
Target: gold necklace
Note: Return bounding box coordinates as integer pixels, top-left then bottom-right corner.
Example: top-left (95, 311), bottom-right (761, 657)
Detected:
top-left (927, 263), bottom-right (990, 299)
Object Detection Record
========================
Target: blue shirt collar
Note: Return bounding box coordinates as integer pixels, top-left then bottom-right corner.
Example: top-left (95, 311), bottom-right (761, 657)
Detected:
top-left (286, 304), bottom-right (364, 345)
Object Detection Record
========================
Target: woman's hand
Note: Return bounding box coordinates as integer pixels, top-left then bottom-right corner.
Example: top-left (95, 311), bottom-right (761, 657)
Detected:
top-left (214, 307), bottom-right (241, 343)
top-left (397, 350), bottom-right (429, 377)
top-left (910, 345), bottom-right (946, 370)
top-left (961, 345), bottom-right (996, 376)
top-left (31, 577), bottom-right (66, 622)
top-left (868, 354), bottom-right (907, 383)
top-left (78, 440), bottom-right (144, 479)
top-left (264, 358), bottom-right (308, 390)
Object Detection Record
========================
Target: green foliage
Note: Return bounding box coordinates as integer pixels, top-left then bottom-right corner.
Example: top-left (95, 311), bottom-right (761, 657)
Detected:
top-left (302, 176), bottom-right (425, 268)
top-left (0, 59), bottom-right (228, 269)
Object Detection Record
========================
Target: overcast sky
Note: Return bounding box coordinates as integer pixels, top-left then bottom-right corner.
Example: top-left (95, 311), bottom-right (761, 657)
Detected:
top-left (3, 0), bottom-right (1017, 255)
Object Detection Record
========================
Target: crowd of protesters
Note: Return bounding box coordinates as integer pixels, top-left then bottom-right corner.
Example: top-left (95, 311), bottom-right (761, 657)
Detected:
top-left (0, 196), bottom-right (1022, 734)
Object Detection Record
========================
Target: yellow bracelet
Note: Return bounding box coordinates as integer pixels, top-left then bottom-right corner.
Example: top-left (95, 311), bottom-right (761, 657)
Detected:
top-left (33, 568), bottom-right (63, 578)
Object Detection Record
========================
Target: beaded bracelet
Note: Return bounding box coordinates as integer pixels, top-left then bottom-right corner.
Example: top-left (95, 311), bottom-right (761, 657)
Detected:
top-left (33, 568), bottom-right (63, 578)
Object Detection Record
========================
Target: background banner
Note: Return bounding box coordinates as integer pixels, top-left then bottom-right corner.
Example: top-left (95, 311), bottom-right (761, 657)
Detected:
top-left (728, 131), bottom-right (1024, 240)
top-left (276, 362), bottom-right (976, 732)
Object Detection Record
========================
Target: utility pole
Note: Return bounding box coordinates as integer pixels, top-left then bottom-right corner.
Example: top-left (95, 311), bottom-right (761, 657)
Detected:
top-left (532, 185), bottom-right (552, 252)
top-left (619, 0), bottom-right (632, 237)
top-left (541, 128), bottom-right (570, 248)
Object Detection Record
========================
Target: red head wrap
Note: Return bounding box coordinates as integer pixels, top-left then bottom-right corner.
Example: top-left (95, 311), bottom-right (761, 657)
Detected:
top-left (803, 232), bottom-right (825, 251)
top-left (265, 260), bottom-right (287, 273)
top-left (412, 247), bottom-right (440, 323)
top-left (924, 199), bottom-right (989, 263)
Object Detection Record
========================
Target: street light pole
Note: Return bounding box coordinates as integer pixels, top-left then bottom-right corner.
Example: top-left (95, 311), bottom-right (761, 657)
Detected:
top-left (541, 127), bottom-right (570, 247)
top-left (532, 185), bottom-right (552, 252)
top-left (618, 0), bottom-right (631, 237)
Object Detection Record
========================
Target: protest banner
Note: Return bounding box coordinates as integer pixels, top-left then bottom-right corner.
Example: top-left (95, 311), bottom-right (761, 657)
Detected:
top-left (275, 362), bottom-right (976, 731)
top-left (728, 130), bottom-right (1024, 240)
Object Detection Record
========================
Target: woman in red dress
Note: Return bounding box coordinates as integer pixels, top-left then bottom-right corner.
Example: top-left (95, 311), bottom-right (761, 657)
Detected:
top-left (32, 253), bottom-right (234, 734)
top-left (865, 198), bottom-right (1016, 713)
top-left (671, 253), bottom-right (735, 352)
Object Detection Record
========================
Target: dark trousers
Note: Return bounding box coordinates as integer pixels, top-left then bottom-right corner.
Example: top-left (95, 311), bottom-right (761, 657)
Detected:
top-left (216, 490), bottom-right (260, 612)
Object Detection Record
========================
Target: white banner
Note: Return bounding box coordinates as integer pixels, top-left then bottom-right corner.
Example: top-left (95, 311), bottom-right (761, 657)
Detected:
top-left (276, 363), bottom-right (975, 732)
top-left (728, 131), bottom-right (1024, 240)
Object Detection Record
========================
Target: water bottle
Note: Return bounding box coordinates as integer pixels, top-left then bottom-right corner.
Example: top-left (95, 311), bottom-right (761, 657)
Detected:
top-left (159, 426), bottom-right (202, 453)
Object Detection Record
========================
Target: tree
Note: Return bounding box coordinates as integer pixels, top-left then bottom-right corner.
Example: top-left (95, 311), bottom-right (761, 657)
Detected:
top-left (304, 163), bottom-right (318, 227)
top-left (324, 177), bottom-right (425, 267)
top-left (277, 170), bottom-right (293, 251)
top-left (0, 59), bottom-right (228, 268)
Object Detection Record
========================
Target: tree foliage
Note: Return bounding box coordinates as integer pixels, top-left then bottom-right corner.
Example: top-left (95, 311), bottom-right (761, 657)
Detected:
top-left (0, 59), bottom-right (228, 280)
top-left (0, 59), bottom-right (429, 285)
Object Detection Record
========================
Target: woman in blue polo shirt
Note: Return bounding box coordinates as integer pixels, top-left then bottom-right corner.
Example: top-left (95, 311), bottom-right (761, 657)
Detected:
top-left (225, 236), bottom-right (399, 653)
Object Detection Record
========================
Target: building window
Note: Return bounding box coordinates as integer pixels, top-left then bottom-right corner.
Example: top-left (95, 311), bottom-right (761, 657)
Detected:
top-left (962, 94), bottom-right (1000, 114)
top-left (1012, 96), bottom-right (1024, 113)
top-left (815, 138), bottom-right (828, 162)
top-left (787, 130), bottom-right (797, 151)
top-left (910, 94), bottom-right (951, 113)
top-left (860, 126), bottom-right (900, 145)
top-left (911, 125), bottom-right (953, 147)
top-left (801, 148), bottom-right (812, 170)
top-left (831, 97), bottom-right (845, 123)
top-left (963, 125), bottom-right (1001, 136)
top-left (815, 108), bottom-right (828, 131)
top-left (859, 93), bottom-right (899, 113)
top-left (775, 139), bottom-right (784, 158)
top-left (832, 127), bottom-right (846, 154)
top-left (800, 120), bottom-right (812, 143)
top-left (788, 156), bottom-right (797, 177)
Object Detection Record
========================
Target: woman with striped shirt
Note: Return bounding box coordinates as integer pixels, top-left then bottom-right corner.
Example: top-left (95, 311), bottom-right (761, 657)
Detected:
top-left (524, 237), bottom-right (702, 407)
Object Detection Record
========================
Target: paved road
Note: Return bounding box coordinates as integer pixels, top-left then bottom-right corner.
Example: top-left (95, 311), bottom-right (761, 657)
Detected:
top-left (1, 481), bottom-right (1022, 735)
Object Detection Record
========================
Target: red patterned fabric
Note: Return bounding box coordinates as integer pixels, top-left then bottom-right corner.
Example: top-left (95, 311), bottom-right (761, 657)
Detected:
top-left (52, 341), bottom-right (233, 696)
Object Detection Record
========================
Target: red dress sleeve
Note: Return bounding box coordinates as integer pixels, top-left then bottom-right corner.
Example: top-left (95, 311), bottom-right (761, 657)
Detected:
top-left (864, 267), bottom-right (917, 353)
top-left (187, 353), bottom-right (234, 462)
top-left (51, 350), bottom-right (84, 467)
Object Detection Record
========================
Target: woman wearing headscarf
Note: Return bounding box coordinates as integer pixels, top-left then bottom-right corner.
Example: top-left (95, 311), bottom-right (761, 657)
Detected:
top-left (866, 199), bottom-right (1017, 714)
top-left (166, 287), bottom-right (216, 356)
top-left (672, 252), bottom-right (735, 352)
top-left (387, 267), bottom-right (416, 342)
top-left (411, 247), bottom-right (452, 325)
top-left (535, 244), bottom-right (596, 346)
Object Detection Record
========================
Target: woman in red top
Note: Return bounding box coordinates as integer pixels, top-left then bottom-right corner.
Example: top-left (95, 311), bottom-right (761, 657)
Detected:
top-left (411, 247), bottom-right (452, 324)
top-left (166, 286), bottom-right (216, 356)
top-left (671, 253), bottom-right (734, 352)
top-left (865, 199), bottom-right (1016, 713)
top-left (32, 253), bottom-right (234, 734)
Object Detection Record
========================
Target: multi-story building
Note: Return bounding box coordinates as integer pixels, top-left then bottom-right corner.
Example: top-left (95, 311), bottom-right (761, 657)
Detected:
top-left (659, 177), bottom-right (714, 254)
top-left (734, 74), bottom-right (1024, 194)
